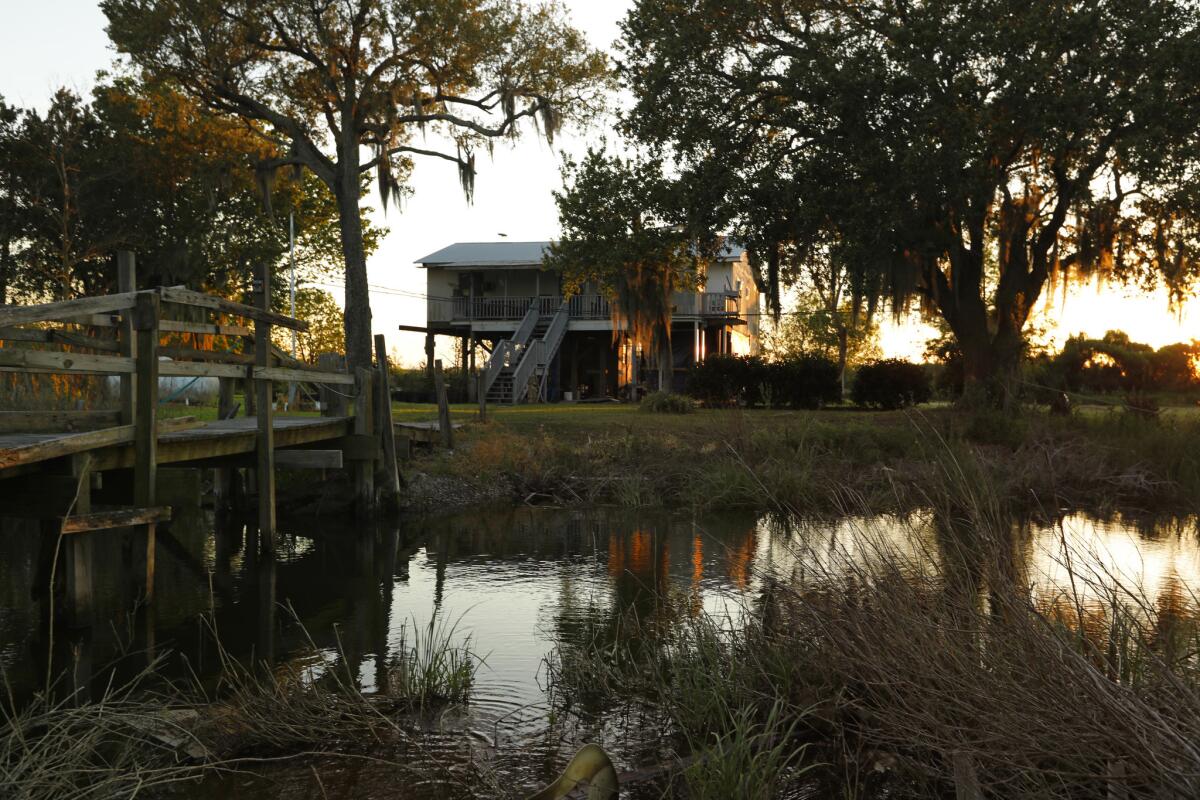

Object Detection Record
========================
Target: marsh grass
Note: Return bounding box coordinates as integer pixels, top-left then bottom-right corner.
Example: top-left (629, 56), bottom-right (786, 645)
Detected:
top-left (540, 437), bottom-right (1200, 797)
top-left (430, 404), bottom-right (1200, 515)
top-left (0, 602), bottom-right (489, 799)
top-left (385, 614), bottom-right (482, 710)
top-left (194, 614), bottom-right (398, 755)
top-left (0, 660), bottom-right (216, 800)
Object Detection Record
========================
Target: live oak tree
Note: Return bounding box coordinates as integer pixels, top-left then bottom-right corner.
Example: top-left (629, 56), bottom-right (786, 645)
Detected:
top-left (282, 287), bottom-right (347, 362)
top-left (103, 0), bottom-right (610, 369)
top-left (2, 80), bottom-right (366, 303)
top-left (546, 148), bottom-right (704, 393)
top-left (620, 0), bottom-right (1200, 402)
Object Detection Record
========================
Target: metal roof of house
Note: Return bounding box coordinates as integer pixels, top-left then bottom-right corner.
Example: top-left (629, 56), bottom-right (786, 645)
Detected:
top-left (415, 240), bottom-right (746, 268)
top-left (416, 241), bottom-right (551, 267)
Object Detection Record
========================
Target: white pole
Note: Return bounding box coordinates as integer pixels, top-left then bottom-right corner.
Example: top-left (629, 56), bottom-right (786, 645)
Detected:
top-left (288, 211), bottom-right (297, 408)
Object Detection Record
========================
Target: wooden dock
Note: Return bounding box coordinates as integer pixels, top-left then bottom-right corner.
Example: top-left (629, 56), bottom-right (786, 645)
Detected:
top-left (0, 252), bottom-right (400, 620)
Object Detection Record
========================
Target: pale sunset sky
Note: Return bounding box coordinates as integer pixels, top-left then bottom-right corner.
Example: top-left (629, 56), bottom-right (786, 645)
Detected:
top-left (1, 0), bottom-right (1196, 364)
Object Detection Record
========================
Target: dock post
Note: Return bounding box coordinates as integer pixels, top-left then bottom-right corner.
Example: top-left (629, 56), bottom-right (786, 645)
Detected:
top-left (117, 252), bottom-right (137, 426)
top-left (213, 378), bottom-right (236, 510)
top-left (353, 367), bottom-right (376, 517)
top-left (54, 454), bottom-right (95, 627)
top-left (253, 262), bottom-right (275, 542)
top-left (133, 291), bottom-right (159, 602)
top-left (374, 334), bottom-right (402, 498)
top-left (434, 359), bottom-right (454, 450)
top-left (424, 332), bottom-right (435, 382)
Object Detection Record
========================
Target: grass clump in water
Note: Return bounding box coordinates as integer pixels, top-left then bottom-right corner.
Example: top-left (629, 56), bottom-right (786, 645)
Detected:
top-left (386, 614), bottom-right (481, 711)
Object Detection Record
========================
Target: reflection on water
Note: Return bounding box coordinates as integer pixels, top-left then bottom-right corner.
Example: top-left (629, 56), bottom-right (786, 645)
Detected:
top-left (1, 504), bottom-right (1199, 781)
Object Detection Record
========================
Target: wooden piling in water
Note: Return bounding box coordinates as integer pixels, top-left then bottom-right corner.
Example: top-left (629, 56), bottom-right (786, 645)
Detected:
top-left (374, 334), bottom-right (402, 497)
top-left (213, 377), bottom-right (237, 509)
top-left (254, 261), bottom-right (276, 542)
top-left (132, 291), bottom-right (159, 602)
top-left (353, 367), bottom-right (376, 517)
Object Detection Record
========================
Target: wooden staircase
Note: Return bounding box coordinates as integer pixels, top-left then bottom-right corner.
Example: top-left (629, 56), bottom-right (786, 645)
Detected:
top-left (485, 304), bottom-right (568, 404)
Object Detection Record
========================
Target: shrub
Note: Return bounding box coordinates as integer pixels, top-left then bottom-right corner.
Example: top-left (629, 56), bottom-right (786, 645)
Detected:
top-left (852, 359), bottom-right (932, 409)
top-left (641, 391), bottom-right (695, 414)
top-left (687, 354), bottom-right (840, 408)
top-left (769, 356), bottom-right (841, 409)
top-left (686, 354), bottom-right (755, 407)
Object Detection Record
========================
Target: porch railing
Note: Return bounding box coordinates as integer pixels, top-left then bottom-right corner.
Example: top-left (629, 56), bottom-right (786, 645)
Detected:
top-left (431, 292), bottom-right (740, 323)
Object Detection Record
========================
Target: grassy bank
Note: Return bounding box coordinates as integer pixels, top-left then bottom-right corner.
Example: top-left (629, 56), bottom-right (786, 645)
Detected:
top-left (540, 478), bottom-right (1200, 798)
top-left (406, 403), bottom-right (1200, 516)
top-left (0, 611), bottom-right (485, 800)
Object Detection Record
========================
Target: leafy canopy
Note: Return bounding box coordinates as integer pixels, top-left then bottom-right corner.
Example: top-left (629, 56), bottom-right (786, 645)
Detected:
top-left (619, 0), bottom-right (1200, 383)
top-left (545, 148), bottom-right (702, 356)
top-left (0, 79), bottom-right (373, 302)
top-left (103, 0), bottom-right (611, 202)
top-left (104, 0), bottom-right (611, 367)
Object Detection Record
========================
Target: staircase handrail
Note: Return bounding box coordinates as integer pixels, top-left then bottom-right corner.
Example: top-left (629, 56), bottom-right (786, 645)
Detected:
top-left (512, 303), bottom-right (569, 403)
top-left (481, 300), bottom-right (538, 397)
top-left (512, 302), bottom-right (539, 346)
top-left (536, 305), bottom-right (570, 401)
top-left (542, 304), bottom-right (569, 363)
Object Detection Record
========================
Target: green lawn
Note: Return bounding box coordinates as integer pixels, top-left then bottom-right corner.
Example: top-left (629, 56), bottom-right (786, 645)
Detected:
top-left (159, 394), bottom-right (1200, 431)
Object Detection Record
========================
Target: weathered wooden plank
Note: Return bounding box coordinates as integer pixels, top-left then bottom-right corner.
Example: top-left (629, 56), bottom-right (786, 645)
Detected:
top-left (50, 416), bottom-right (351, 472)
top-left (61, 506), bottom-right (172, 534)
top-left (374, 334), bottom-right (402, 497)
top-left (159, 360), bottom-right (247, 379)
top-left (0, 425), bottom-right (135, 471)
top-left (159, 286), bottom-right (308, 332)
top-left (59, 313), bottom-right (119, 328)
top-left (159, 320), bottom-right (252, 337)
top-left (158, 345), bottom-right (254, 365)
top-left (0, 347), bottom-right (135, 374)
top-left (0, 410), bottom-right (121, 434)
top-left (274, 449), bottom-right (343, 469)
top-left (0, 415), bottom-right (203, 471)
top-left (0, 327), bottom-right (121, 352)
top-left (253, 365), bottom-right (355, 385)
top-left (0, 292), bottom-right (138, 327)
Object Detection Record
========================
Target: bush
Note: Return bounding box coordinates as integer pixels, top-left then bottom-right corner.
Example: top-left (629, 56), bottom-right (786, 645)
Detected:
top-left (686, 354), bottom-right (840, 409)
top-left (769, 356), bottom-right (841, 409)
top-left (641, 391), bottom-right (695, 414)
top-left (852, 359), bottom-right (932, 409)
top-left (686, 354), bottom-right (756, 407)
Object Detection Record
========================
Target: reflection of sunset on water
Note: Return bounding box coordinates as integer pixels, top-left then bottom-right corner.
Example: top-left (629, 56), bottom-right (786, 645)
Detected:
top-left (1029, 515), bottom-right (1200, 613)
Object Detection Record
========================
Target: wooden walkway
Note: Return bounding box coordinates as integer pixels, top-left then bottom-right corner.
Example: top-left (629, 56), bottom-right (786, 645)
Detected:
top-left (0, 415), bottom-right (353, 474)
top-left (0, 251), bottom-right (402, 620)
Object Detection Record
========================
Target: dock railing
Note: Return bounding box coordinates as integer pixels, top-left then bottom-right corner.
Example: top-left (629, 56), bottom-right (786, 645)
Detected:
top-left (0, 253), bottom-right (381, 535)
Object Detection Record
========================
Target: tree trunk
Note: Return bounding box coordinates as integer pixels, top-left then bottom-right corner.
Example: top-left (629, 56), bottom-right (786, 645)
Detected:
top-left (0, 234), bottom-right (9, 306)
top-left (658, 335), bottom-right (673, 393)
top-left (958, 326), bottom-right (1023, 408)
top-left (836, 323), bottom-right (849, 401)
top-left (334, 161), bottom-right (373, 370)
